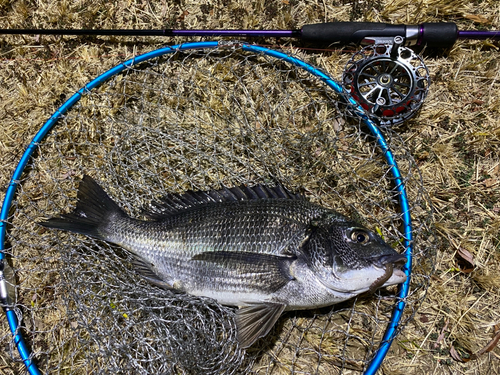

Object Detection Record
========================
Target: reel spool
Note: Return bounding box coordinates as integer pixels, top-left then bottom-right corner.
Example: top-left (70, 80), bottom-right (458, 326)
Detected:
top-left (343, 37), bottom-right (430, 126)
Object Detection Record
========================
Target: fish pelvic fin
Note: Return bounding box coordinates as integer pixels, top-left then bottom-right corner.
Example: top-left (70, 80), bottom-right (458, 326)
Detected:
top-left (236, 302), bottom-right (286, 349)
top-left (39, 175), bottom-right (126, 240)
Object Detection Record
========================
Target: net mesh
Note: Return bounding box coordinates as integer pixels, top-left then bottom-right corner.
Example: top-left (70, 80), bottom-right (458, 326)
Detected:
top-left (1, 43), bottom-right (435, 374)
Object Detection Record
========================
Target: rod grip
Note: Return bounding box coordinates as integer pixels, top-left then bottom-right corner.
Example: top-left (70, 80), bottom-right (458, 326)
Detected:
top-left (301, 22), bottom-right (406, 44)
top-left (301, 22), bottom-right (458, 48)
top-left (420, 23), bottom-right (458, 48)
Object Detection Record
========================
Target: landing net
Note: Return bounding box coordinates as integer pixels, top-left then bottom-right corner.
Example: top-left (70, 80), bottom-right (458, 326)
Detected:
top-left (0, 42), bottom-right (435, 375)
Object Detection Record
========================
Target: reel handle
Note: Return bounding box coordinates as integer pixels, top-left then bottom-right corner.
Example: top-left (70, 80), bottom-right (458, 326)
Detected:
top-left (301, 22), bottom-right (458, 48)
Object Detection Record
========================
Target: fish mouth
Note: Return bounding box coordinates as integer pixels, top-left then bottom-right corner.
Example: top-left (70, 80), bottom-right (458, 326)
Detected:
top-left (373, 253), bottom-right (407, 268)
top-left (320, 252), bottom-right (408, 295)
top-left (367, 253), bottom-right (407, 294)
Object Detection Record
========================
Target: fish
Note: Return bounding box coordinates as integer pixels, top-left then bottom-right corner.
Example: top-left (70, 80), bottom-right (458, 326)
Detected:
top-left (40, 175), bottom-right (407, 348)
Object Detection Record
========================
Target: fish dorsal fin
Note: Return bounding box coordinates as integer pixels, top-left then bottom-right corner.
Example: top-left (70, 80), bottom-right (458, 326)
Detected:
top-left (236, 302), bottom-right (286, 349)
top-left (144, 184), bottom-right (303, 219)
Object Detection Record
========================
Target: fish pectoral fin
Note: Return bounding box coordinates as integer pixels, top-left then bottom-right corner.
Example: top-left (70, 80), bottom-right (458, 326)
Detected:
top-left (236, 302), bottom-right (286, 349)
top-left (192, 251), bottom-right (296, 268)
top-left (132, 257), bottom-right (177, 291)
top-left (191, 251), bottom-right (295, 292)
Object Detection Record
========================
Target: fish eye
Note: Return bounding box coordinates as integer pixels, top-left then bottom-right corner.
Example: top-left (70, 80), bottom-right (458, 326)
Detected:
top-left (350, 230), bottom-right (370, 244)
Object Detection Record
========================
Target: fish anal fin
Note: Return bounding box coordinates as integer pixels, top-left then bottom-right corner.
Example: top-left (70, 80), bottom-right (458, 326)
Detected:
top-left (236, 302), bottom-right (286, 349)
top-left (132, 257), bottom-right (177, 291)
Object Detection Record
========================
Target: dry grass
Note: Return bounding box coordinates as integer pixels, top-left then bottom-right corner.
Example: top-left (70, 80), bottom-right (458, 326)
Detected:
top-left (1, 0), bottom-right (499, 374)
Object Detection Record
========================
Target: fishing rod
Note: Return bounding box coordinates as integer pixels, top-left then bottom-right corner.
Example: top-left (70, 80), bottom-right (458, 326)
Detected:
top-left (2, 22), bottom-right (499, 125)
top-left (1, 22), bottom-right (500, 47)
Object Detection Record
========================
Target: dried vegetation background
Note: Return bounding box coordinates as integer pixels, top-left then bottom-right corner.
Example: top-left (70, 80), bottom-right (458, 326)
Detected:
top-left (0, 0), bottom-right (499, 374)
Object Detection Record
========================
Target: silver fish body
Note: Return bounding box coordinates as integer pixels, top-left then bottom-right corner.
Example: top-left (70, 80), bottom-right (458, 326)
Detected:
top-left (41, 176), bottom-right (407, 348)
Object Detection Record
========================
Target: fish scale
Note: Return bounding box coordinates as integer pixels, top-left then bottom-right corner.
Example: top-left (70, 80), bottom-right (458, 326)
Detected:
top-left (41, 175), bottom-right (407, 348)
top-left (116, 200), bottom-right (322, 258)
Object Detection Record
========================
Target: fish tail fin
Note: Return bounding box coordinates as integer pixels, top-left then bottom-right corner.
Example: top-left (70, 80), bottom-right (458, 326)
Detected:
top-left (40, 175), bottom-right (126, 240)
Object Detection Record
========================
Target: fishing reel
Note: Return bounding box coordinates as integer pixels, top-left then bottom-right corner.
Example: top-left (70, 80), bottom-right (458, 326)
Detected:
top-left (342, 36), bottom-right (430, 126)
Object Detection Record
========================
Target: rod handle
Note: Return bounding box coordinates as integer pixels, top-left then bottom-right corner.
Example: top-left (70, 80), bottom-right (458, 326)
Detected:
top-left (301, 22), bottom-right (458, 48)
top-left (301, 22), bottom-right (404, 44)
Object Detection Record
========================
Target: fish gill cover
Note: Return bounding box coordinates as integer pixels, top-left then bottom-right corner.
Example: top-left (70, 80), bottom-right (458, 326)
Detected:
top-left (2, 45), bottom-right (435, 374)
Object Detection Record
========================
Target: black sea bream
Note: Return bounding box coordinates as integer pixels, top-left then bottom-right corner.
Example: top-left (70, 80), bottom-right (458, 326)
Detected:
top-left (41, 175), bottom-right (407, 348)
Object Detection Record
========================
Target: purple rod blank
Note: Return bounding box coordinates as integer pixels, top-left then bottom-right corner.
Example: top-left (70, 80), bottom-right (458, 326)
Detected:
top-left (0, 28), bottom-right (300, 38)
top-left (171, 29), bottom-right (299, 37)
top-left (458, 30), bottom-right (500, 40)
